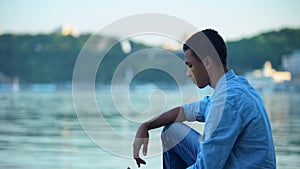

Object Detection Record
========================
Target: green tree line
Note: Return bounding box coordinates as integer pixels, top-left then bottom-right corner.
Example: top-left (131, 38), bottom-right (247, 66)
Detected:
top-left (0, 28), bottom-right (299, 83)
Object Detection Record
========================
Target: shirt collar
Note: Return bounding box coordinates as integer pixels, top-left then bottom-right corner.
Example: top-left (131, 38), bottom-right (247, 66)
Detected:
top-left (212, 70), bottom-right (236, 98)
top-left (215, 70), bottom-right (235, 88)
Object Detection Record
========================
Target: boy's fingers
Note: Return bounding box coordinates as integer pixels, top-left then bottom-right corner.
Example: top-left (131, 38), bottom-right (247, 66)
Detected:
top-left (134, 158), bottom-right (146, 168)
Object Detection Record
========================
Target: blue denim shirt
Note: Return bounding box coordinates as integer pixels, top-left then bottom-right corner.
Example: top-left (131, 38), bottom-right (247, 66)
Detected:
top-left (183, 70), bottom-right (276, 169)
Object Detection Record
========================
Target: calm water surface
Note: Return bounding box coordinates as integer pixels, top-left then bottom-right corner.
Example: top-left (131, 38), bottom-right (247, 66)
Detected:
top-left (0, 88), bottom-right (299, 169)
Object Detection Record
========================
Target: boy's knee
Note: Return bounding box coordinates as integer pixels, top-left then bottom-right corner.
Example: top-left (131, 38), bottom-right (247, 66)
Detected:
top-left (161, 122), bottom-right (184, 140)
top-left (161, 122), bottom-right (187, 150)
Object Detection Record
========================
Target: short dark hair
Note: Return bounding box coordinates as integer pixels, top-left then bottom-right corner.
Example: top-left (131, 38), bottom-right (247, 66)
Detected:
top-left (183, 29), bottom-right (227, 66)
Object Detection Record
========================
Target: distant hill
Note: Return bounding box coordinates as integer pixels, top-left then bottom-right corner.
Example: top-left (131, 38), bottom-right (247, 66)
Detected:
top-left (227, 28), bottom-right (300, 73)
top-left (0, 28), bottom-right (299, 83)
top-left (0, 33), bottom-right (149, 83)
top-left (0, 33), bottom-right (90, 83)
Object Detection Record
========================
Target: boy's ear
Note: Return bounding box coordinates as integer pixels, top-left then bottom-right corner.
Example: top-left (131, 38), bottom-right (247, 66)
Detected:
top-left (203, 56), bottom-right (212, 69)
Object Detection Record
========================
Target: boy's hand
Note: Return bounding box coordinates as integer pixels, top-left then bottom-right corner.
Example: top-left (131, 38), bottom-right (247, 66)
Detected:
top-left (133, 124), bottom-right (149, 167)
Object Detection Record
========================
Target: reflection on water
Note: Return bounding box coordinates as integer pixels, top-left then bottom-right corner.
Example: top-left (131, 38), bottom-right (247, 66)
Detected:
top-left (0, 89), bottom-right (299, 168)
top-left (262, 92), bottom-right (300, 168)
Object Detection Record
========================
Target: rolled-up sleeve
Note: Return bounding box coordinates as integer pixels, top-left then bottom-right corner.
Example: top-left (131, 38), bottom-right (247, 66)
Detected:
top-left (182, 96), bottom-right (210, 122)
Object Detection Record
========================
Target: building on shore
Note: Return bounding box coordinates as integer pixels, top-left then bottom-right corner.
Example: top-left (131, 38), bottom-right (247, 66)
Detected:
top-left (54, 23), bottom-right (78, 37)
top-left (246, 61), bottom-right (292, 92)
top-left (261, 61), bottom-right (291, 83)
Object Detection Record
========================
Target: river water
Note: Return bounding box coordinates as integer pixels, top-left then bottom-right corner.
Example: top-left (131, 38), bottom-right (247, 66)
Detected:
top-left (0, 87), bottom-right (299, 169)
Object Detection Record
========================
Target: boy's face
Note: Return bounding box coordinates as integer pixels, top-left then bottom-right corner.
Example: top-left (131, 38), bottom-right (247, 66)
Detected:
top-left (184, 49), bottom-right (210, 88)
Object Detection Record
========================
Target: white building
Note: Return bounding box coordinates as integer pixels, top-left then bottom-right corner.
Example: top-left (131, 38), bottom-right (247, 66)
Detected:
top-left (246, 61), bottom-right (292, 91)
top-left (54, 23), bottom-right (78, 36)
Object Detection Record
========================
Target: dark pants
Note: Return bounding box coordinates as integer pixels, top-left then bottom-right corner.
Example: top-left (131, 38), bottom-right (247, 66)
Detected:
top-left (161, 122), bottom-right (201, 169)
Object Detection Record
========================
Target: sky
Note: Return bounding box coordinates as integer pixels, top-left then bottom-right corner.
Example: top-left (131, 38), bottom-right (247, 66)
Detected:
top-left (0, 0), bottom-right (300, 42)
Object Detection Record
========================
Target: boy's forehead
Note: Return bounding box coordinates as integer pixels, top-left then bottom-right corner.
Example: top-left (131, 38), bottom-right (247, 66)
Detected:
top-left (184, 50), bottom-right (194, 61)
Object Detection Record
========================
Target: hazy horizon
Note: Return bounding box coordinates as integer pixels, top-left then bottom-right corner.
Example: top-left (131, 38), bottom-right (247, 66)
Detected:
top-left (1, 0), bottom-right (300, 43)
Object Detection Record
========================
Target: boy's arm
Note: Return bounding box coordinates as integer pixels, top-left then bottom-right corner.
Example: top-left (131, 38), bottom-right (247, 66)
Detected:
top-left (133, 106), bottom-right (186, 167)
